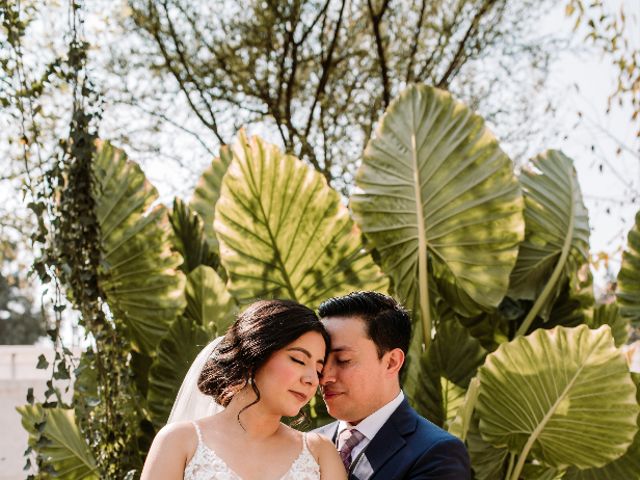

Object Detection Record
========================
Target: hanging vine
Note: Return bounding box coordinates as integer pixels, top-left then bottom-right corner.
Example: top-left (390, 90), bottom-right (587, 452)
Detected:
top-left (2, 1), bottom-right (142, 477)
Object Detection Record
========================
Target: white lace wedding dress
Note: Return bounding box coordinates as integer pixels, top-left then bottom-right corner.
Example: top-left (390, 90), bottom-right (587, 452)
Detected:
top-left (184, 422), bottom-right (321, 480)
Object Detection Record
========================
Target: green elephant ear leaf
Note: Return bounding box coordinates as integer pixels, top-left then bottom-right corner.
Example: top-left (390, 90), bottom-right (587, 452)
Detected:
top-left (215, 131), bottom-right (388, 306)
top-left (147, 266), bottom-right (235, 425)
top-left (509, 150), bottom-right (591, 336)
top-left (184, 265), bottom-right (236, 336)
top-left (467, 413), bottom-right (508, 480)
top-left (169, 197), bottom-right (221, 275)
top-left (147, 316), bottom-right (210, 426)
top-left (350, 84), bottom-right (523, 349)
top-left (448, 377), bottom-right (480, 441)
top-left (521, 465), bottom-right (564, 480)
top-left (618, 210), bottom-right (640, 327)
top-left (191, 145), bottom-right (234, 254)
top-left (564, 373), bottom-right (640, 480)
top-left (477, 325), bottom-right (639, 478)
top-left (17, 404), bottom-right (98, 479)
top-left (588, 302), bottom-right (630, 348)
top-left (92, 141), bottom-right (186, 355)
top-left (414, 317), bottom-right (486, 429)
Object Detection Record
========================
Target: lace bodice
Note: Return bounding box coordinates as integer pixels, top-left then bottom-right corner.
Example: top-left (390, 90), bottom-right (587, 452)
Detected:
top-left (184, 422), bottom-right (320, 480)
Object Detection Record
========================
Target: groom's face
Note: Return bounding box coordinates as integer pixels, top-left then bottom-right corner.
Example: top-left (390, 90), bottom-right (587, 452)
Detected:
top-left (320, 316), bottom-right (390, 424)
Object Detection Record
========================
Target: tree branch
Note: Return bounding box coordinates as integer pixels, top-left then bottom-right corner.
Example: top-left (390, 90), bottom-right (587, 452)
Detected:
top-left (159, 0), bottom-right (225, 144)
top-left (368, 0), bottom-right (392, 107)
top-left (436, 0), bottom-right (495, 89)
top-left (303, 0), bottom-right (346, 140)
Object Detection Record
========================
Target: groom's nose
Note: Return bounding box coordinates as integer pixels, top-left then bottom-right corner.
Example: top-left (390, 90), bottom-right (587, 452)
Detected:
top-left (319, 361), bottom-right (336, 386)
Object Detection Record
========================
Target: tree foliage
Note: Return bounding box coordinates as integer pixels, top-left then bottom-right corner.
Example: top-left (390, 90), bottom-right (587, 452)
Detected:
top-left (0, 270), bottom-right (46, 345)
top-left (117, 0), bottom-right (556, 188)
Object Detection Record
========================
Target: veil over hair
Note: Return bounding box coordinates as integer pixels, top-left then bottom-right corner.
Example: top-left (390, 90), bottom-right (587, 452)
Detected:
top-left (167, 336), bottom-right (224, 423)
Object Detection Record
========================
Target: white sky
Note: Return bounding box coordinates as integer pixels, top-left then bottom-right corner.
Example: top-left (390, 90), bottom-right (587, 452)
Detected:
top-left (540, 1), bottom-right (639, 289)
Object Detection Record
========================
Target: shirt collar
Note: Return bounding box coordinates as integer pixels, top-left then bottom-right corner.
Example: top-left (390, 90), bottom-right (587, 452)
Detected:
top-left (337, 390), bottom-right (404, 441)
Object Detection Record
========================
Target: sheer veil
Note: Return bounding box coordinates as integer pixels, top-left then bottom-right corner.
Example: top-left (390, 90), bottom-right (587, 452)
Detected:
top-left (167, 336), bottom-right (225, 423)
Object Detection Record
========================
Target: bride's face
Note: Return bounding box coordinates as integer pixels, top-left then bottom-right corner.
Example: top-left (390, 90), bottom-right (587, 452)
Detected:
top-left (253, 330), bottom-right (326, 417)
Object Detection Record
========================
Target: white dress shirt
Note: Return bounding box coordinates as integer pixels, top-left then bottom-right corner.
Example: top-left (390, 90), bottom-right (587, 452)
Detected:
top-left (336, 390), bottom-right (405, 460)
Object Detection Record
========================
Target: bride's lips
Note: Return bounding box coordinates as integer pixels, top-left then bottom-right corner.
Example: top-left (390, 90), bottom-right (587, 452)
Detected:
top-left (289, 390), bottom-right (307, 402)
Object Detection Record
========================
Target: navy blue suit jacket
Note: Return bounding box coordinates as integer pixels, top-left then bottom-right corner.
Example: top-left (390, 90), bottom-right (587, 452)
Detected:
top-left (314, 399), bottom-right (470, 480)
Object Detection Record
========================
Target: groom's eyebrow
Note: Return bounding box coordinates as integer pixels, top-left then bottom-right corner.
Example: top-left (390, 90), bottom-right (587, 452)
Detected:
top-left (330, 346), bottom-right (354, 353)
top-left (287, 347), bottom-right (325, 364)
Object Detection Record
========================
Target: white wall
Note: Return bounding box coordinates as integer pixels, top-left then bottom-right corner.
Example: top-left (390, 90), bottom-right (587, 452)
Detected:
top-left (0, 347), bottom-right (75, 480)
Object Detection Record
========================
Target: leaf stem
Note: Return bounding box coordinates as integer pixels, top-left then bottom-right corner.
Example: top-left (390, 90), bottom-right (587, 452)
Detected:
top-left (411, 131), bottom-right (431, 351)
top-left (505, 451), bottom-right (516, 480)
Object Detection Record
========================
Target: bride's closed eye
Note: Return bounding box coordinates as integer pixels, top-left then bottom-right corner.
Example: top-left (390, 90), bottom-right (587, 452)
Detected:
top-left (290, 356), bottom-right (305, 365)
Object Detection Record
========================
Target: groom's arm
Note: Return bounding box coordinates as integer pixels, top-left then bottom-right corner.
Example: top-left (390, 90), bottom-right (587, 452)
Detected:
top-left (406, 437), bottom-right (471, 480)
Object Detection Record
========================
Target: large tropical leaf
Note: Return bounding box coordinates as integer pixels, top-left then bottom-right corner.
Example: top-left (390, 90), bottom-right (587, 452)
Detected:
top-left (448, 377), bottom-right (479, 441)
top-left (17, 404), bottom-right (98, 479)
top-left (350, 84), bottom-right (523, 348)
top-left (191, 145), bottom-right (234, 254)
top-left (508, 150), bottom-right (590, 335)
top-left (527, 265), bottom-right (594, 334)
top-left (147, 266), bottom-right (235, 425)
top-left (183, 265), bottom-right (236, 335)
top-left (564, 373), bottom-right (640, 480)
top-left (169, 197), bottom-right (220, 275)
top-left (92, 141), bottom-right (186, 355)
top-left (476, 325), bottom-right (639, 478)
top-left (147, 316), bottom-right (210, 426)
top-left (147, 265), bottom-right (237, 426)
top-left (521, 465), bottom-right (564, 480)
top-left (618, 210), bottom-right (640, 327)
top-left (414, 317), bottom-right (486, 429)
top-left (587, 302), bottom-right (630, 348)
top-left (459, 296), bottom-right (523, 352)
top-left (467, 413), bottom-right (508, 480)
top-left (214, 131), bottom-right (388, 306)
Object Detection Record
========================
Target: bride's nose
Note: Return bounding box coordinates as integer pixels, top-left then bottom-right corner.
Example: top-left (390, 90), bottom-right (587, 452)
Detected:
top-left (302, 369), bottom-right (318, 385)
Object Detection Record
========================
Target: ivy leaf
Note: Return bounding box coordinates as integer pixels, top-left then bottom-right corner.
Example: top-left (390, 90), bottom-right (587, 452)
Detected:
top-left (36, 355), bottom-right (49, 370)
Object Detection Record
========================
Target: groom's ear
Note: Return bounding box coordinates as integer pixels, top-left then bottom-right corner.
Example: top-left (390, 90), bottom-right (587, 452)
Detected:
top-left (384, 348), bottom-right (405, 376)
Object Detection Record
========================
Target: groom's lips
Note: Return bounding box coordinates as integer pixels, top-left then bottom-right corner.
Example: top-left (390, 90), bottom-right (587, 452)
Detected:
top-left (322, 390), bottom-right (343, 400)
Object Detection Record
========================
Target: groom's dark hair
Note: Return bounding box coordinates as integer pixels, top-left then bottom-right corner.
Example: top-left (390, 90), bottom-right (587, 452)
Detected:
top-left (318, 291), bottom-right (411, 362)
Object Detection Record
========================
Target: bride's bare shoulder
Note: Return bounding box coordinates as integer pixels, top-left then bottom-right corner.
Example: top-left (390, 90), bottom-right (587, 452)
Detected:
top-left (305, 432), bottom-right (347, 479)
top-left (305, 431), bottom-right (336, 458)
top-left (154, 421), bottom-right (199, 451)
top-left (140, 421), bottom-right (199, 479)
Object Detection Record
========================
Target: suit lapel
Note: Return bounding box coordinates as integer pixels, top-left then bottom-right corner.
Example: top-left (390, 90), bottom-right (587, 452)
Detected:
top-left (353, 399), bottom-right (418, 480)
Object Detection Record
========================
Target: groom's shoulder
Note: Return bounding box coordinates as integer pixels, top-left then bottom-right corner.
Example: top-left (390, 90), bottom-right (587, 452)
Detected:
top-left (399, 402), bottom-right (465, 451)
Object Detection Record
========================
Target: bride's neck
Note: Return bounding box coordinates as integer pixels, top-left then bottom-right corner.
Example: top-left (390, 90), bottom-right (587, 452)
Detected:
top-left (221, 389), bottom-right (281, 439)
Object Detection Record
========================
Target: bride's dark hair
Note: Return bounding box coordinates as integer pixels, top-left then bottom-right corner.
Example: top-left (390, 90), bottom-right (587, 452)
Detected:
top-left (198, 299), bottom-right (329, 417)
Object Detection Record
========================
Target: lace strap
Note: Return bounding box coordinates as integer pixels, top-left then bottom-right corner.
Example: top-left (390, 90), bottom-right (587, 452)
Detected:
top-left (302, 432), bottom-right (313, 454)
top-left (192, 421), bottom-right (204, 444)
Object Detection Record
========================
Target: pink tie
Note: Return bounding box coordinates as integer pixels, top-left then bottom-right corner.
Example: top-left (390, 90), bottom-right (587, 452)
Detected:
top-left (338, 428), bottom-right (364, 470)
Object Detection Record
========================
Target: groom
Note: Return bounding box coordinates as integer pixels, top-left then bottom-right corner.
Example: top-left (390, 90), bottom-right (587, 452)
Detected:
top-left (315, 291), bottom-right (471, 479)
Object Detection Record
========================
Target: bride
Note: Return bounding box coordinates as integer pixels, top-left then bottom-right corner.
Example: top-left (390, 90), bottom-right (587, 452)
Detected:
top-left (140, 299), bottom-right (346, 480)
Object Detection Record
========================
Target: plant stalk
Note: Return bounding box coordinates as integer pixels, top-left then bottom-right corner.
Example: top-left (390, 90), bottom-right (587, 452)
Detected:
top-left (411, 132), bottom-right (431, 351)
